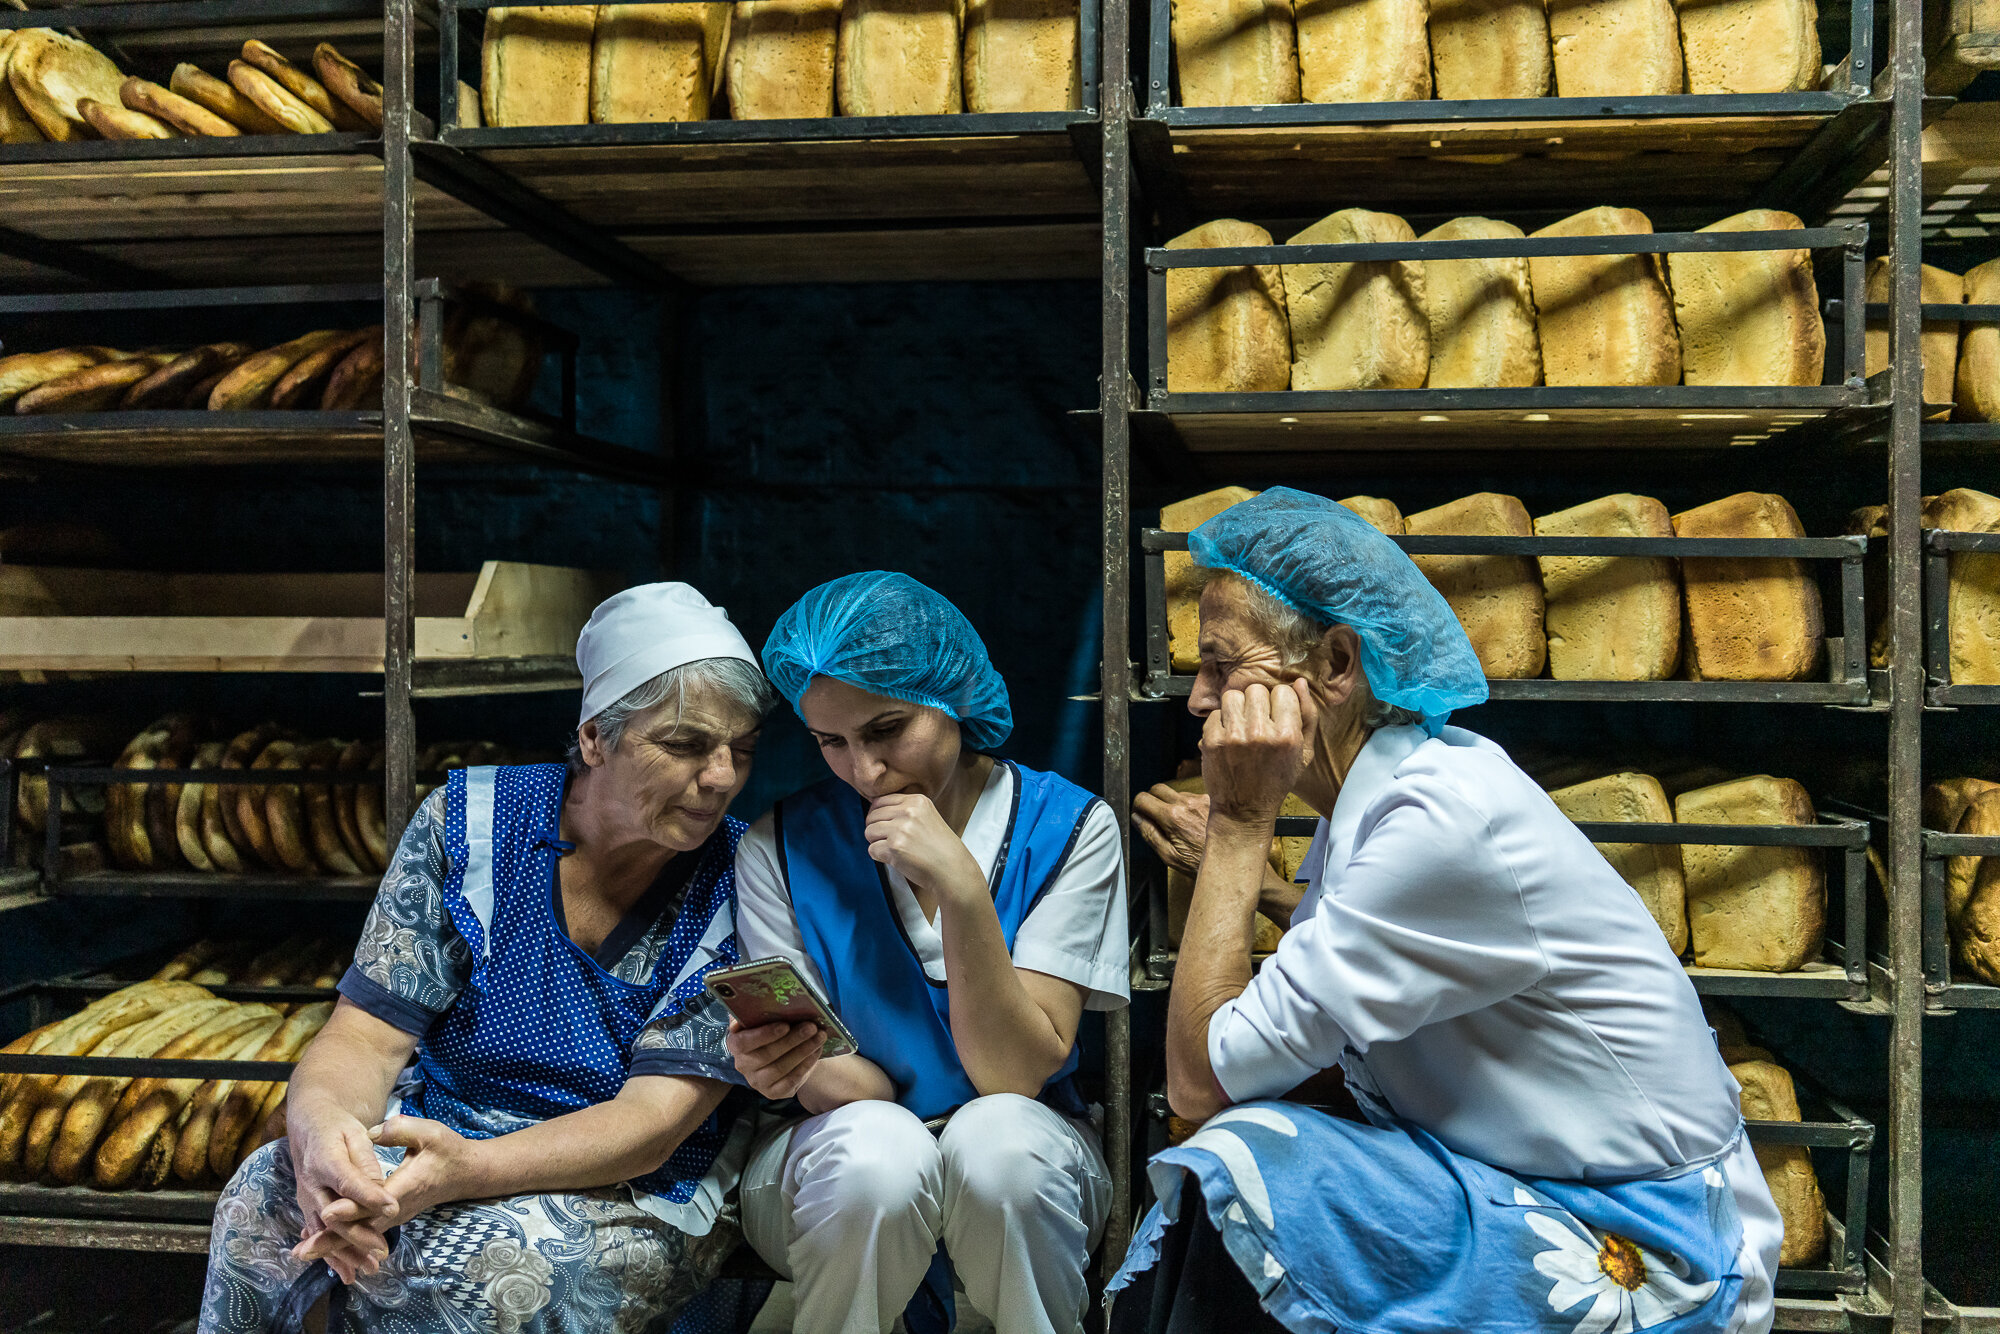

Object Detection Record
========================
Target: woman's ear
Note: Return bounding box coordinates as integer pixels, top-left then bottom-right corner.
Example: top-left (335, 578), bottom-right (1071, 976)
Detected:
top-left (1316, 625), bottom-right (1365, 707)
top-left (576, 721), bottom-right (608, 769)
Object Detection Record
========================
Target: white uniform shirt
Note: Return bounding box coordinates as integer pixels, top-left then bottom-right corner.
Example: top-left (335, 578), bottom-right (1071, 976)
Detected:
top-left (1209, 724), bottom-right (1782, 1334)
top-left (735, 761), bottom-right (1131, 1010)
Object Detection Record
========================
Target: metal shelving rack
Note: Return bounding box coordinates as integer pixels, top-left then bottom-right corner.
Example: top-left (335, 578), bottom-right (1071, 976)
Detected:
top-left (1094, 0), bottom-right (1945, 1323)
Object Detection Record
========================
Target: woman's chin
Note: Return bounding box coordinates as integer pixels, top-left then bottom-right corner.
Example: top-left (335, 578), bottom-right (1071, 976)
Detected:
top-left (655, 810), bottom-right (723, 852)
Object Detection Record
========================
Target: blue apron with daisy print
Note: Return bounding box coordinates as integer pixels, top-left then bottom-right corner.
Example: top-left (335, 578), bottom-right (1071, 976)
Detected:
top-left (1110, 1097), bottom-right (1746, 1334)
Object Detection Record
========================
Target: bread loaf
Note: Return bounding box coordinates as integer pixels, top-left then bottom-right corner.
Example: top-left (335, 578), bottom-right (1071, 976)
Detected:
top-left (1163, 487), bottom-right (1260, 672)
top-left (80, 99), bottom-right (176, 140)
top-left (1165, 220), bottom-right (1291, 393)
top-left (45, 998), bottom-right (233, 1185)
top-left (1925, 488), bottom-right (2000, 685)
top-left (208, 1002), bottom-right (331, 1177)
top-left (17, 355), bottom-right (174, 414)
top-left (837, 0), bottom-right (962, 115)
top-left (1672, 492), bottom-right (1825, 681)
top-left (1339, 495), bottom-right (1406, 534)
top-left (241, 39), bottom-right (366, 131)
top-left (1420, 216), bottom-right (1542, 390)
top-left (1730, 1058), bottom-right (1828, 1265)
top-left (1677, 0), bottom-right (1819, 92)
top-left (1534, 493), bottom-right (1681, 681)
top-left (269, 328), bottom-right (376, 411)
top-left (260, 743), bottom-right (318, 874)
top-left (481, 7), bottom-right (595, 127)
top-left (727, 0), bottom-right (843, 117)
top-left (1953, 790), bottom-right (2000, 985)
top-left (227, 61), bottom-right (333, 134)
top-left (312, 44), bottom-right (384, 129)
top-left (964, 0), bottom-right (1079, 110)
top-left (1947, 786), bottom-right (2000, 929)
top-left (0, 349), bottom-right (114, 409)
top-left (170, 63), bottom-right (287, 134)
top-left (1406, 492), bottom-right (1546, 678)
top-left (0, 33), bottom-right (48, 143)
top-left (1928, 776), bottom-right (2000, 835)
top-left (334, 739), bottom-right (381, 871)
top-left (1171, 0), bottom-right (1301, 106)
top-left (1548, 773), bottom-right (1688, 952)
top-left (94, 1011), bottom-right (280, 1190)
top-left (1865, 258), bottom-right (1960, 408)
top-left (321, 338), bottom-right (385, 411)
top-left (210, 331), bottom-right (354, 410)
top-left (1427, 0), bottom-right (1549, 97)
top-left (355, 744), bottom-right (391, 870)
top-left (1667, 209), bottom-right (1825, 388)
top-left (119, 78), bottom-right (237, 137)
top-left (1677, 776), bottom-right (1823, 972)
top-left (1957, 258), bottom-right (2000, 421)
top-left (122, 344), bottom-right (255, 410)
top-left (1547, 0), bottom-right (1684, 94)
top-left (302, 741), bottom-right (362, 875)
top-left (8, 30), bottom-right (125, 143)
top-left (1282, 209), bottom-right (1429, 392)
top-left (592, 5), bottom-right (731, 123)
top-left (1295, 0), bottom-right (1429, 101)
top-left (1529, 207), bottom-right (1682, 387)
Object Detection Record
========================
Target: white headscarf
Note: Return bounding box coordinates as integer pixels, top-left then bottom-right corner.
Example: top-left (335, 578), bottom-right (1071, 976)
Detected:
top-left (576, 583), bottom-right (759, 725)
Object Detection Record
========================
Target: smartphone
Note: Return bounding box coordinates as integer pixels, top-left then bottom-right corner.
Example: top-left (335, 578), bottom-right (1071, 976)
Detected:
top-left (705, 956), bottom-right (858, 1060)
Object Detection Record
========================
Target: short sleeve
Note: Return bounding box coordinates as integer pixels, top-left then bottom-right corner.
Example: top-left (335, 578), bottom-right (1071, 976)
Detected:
top-left (1208, 774), bottom-right (1548, 1103)
top-left (337, 789), bottom-right (472, 1037)
top-left (1010, 801), bottom-right (1130, 1010)
top-left (733, 811), bottom-right (830, 992)
top-left (629, 990), bottom-right (743, 1084)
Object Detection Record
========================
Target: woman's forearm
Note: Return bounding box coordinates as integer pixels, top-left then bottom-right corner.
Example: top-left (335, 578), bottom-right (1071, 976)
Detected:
top-left (1166, 818), bottom-right (1267, 1121)
top-left (1260, 860), bottom-right (1303, 928)
top-left (458, 1076), bottom-right (728, 1201)
top-left (937, 879), bottom-right (1073, 1097)
top-left (288, 1005), bottom-right (411, 1133)
top-left (796, 1053), bottom-right (897, 1114)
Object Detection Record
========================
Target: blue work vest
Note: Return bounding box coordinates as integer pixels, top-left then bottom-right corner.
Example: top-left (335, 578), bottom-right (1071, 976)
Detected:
top-left (412, 763), bottom-right (743, 1206)
top-left (774, 760), bottom-right (1099, 1121)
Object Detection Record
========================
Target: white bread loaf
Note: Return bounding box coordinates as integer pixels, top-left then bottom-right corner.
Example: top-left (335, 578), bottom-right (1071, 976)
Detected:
top-left (1282, 208), bottom-right (1429, 392)
top-left (1420, 216), bottom-right (1542, 389)
top-left (1865, 258), bottom-right (1960, 408)
top-left (1164, 486), bottom-right (1260, 672)
top-left (1667, 209), bottom-right (1826, 388)
top-left (964, 0), bottom-right (1079, 111)
top-left (1946, 785), bottom-right (2000, 931)
top-left (1165, 220), bottom-right (1292, 393)
top-left (1547, 0), bottom-right (1684, 94)
top-left (1672, 492), bottom-right (1825, 681)
top-left (481, 7), bottom-right (594, 126)
top-left (837, 0), bottom-right (962, 115)
top-left (1295, 0), bottom-right (1429, 101)
top-left (727, 0), bottom-right (842, 119)
top-left (1729, 1058), bottom-right (1829, 1265)
top-left (1955, 257), bottom-right (2000, 421)
top-left (1925, 488), bottom-right (2000, 686)
top-left (1548, 772), bottom-right (1689, 953)
top-left (1529, 207), bottom-right (1682, 388)
top-left (1677, 776), bottom-right (1823, 972)
top-left (1428, 0), bottom-right (1549, 97)
top-left (1406, 492), bottom-right (1547, 679)
top-left (1953, 790), bottom-right (2000, 986)
top-left (1339, 495), bottom-right (1406, 534)
top-left (1534, 493), bottom-right (1681, 681)
top-left (1677, 0), bottom-right (1820, 92)
top-left (1171, 0), bottom-right (1302, 106)
top-left (591, 5), bottom-right (731, 123)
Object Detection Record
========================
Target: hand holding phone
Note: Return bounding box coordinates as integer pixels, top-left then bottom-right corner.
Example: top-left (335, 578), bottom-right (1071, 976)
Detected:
top-left (706, 957), bottom-right (857, 1061)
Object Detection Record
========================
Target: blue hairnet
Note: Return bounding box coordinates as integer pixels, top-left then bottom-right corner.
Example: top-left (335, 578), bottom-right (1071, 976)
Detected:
top-left (762, 572), bottom-right (1014, 751)
top-left (1188, 486), bottom-right (1488, 736)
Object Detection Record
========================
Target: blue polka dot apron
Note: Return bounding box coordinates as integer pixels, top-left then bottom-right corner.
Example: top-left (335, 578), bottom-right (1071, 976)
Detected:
top-left (409, 763), bottom-right (743, 1207)
top-left (1110, 1097), bottom-right (1748, 1334)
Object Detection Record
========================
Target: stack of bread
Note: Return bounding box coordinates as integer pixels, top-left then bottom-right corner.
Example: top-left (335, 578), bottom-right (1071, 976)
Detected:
top-left (1847, 488), bottom-right (2000, 682)
top-left (1156, 767), bottom-right (1310, 951)
top-left (1165, 205), bottom-right (1826, 393)
top-left (1705, 1005), bottom-right (1829, 1266)
top-left (1171, 0), bottom-right (1819, 104)
top-left (477, 0), bottom-right (1079, 125)
top-left (1927, 777), bottom-right (2000, 987)
top-left (0, 287), bottom-right (545, 416)
top-left (3, 714), bottom-right (123, 866)
top-left (0, 968), bottom-right (334, 1189)
top-left (1160, 485), bottom-right (1827, 684)
top-left (0, 33), bottom-right (381, 143)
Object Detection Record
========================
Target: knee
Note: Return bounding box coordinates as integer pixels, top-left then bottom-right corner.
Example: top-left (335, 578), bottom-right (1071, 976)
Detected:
top-left (799, 1102), bottom-right (941, 1218)
top-left (939, 1094), bottom-right (1074, 1208)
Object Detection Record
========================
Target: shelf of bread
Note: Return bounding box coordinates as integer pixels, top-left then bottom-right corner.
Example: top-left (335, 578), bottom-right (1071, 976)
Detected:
top-left (1147, 207), bottom-right (1867, 450)
top-left (1916, 499), bottom-right (2000, 706)
top-left (1920, 779), bottom-right (2000, 1010)
top-left (1141, 488), bottom-right (1871, 707)
top-left (0, 560), bottom-right (612, 675)
top-left (1143, 0), bottom-right (1882, 216)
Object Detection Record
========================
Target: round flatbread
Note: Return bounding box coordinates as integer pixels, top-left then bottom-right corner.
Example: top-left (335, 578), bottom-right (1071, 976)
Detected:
top-left (78, 97), bottom-right (175, 140)
top-left (8, 29), bottom-right (123, 143)
top-left (0, 32), bottom-right (48, 143)
top-left (0, 348), bottom-right (114, 409)
top-left (16, 354), bottom-right (173, 414)
top-left (121, 343), bottom-right (255, 409)
top-left (267, 327), bottom-right (373, 409)
top-left (311, 42), bottom-right (382, 130)
top-left (170, 63), bottom-right (286, 135)
top-left (320, 336), bottom-right (384, 410)
top-left (121, 76), bottom-right (238, 137)
top-left (242, 39), bottom-right (366, 131)
top-left (209, 330), bottom-right (354, 410)
top-left (226, 60), bottom-right (331, 134)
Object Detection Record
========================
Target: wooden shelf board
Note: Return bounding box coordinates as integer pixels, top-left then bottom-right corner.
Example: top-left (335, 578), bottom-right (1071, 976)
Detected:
top-left (1152, 405), bottom-right (1844, 453)
top-left (1686, 961), bottom-right (1858, 997)
top-left (48, 870), bottom-right (378, 900)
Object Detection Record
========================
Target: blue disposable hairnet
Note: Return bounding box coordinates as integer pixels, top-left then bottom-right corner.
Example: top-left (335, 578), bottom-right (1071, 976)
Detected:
top-left (762, 572), bottom-right (1014, 751)
top-left (1188, 486), bottom-right (1488, 736)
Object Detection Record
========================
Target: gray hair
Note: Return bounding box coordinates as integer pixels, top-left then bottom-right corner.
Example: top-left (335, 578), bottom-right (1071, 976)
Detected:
top-left (1204, 570), bottom-right (1423, 731)
top-left (568, 656), bottom-right (778, 776)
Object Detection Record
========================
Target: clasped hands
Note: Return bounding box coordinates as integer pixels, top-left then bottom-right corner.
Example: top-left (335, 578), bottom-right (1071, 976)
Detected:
top-left (290, 1111), bottom-right (477, 1283)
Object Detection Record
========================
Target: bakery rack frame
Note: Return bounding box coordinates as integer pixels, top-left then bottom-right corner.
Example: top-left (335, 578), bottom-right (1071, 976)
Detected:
top-left (1917, 828), bottom-right (2000, 1010)
top-left (1138, 528), bottom-right (1874, 704)
top-left (1924, 528), bottom-right (2000, 705)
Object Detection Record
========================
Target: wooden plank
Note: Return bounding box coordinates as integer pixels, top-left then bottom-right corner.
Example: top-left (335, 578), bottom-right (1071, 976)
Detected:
top-left (0, 1214), bottom-right (213, 1252)
top-left (1167, 406), bottom-right (1828, 452)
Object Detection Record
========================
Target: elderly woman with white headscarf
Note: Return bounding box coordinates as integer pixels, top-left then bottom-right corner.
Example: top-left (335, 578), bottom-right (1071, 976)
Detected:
top-left (198, 584), bottom-right (777, 1334)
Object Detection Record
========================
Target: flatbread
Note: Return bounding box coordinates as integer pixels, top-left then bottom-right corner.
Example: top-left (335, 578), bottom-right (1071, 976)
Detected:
top-left (311, 43), bottom-right (382, 129)
top-left (170, 63), bottom-right (287, 134)
top-left (78, 97), bottom-right (176, 140)
top-left (8, 29), bottom-right (125, 142)
top-left (241, 39), bottom-right (366, 130)
top-left (122, 76), bottom-right (239, 136)
top-left (226, 60), bottom-right (332, 134)
top-left (0, 31), bottom-right (48, 143)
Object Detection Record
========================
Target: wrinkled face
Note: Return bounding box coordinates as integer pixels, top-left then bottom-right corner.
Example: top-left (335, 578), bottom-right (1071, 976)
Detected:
top-left (800, 676), bottom-right (962, 802)
top-left (577, 687), bottom-right (761, 852)
top-left (1189, 576), bottom-right (1303, 718)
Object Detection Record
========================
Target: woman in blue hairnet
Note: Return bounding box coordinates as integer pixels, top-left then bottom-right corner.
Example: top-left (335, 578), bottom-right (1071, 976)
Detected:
top-left (1114, 489), bottom-right (1782, 1334)
top-left (724, 571), bottom-right (1128, 1334)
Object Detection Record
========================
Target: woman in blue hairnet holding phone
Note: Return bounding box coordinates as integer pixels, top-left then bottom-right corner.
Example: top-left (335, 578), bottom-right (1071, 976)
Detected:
top-left (724, 571), bottom-right (1128, 1334)
top-left (1113, 488), bottom-right (1782, 1334)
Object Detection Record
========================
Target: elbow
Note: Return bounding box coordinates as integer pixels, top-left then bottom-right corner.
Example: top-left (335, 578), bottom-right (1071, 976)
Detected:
top-left (1165, 1067), bottom-right (1227, 1123)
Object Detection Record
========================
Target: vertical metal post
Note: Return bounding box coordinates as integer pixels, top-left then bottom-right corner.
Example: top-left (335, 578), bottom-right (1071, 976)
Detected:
top-left (1100, 0), bottom-right (1136, 1278)
top-left (1883, 0), bottom-right (1924, 1317)
top-left (383, 0), bottom-right (418, 841)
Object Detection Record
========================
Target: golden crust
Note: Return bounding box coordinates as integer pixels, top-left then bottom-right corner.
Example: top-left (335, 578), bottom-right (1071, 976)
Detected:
top-left (16, 354), bottom-right (171, 414)
top-left (226, 60), bottom-right (332, 134)
top-left (170, 63), bottom-right (287, 134)
top-left (241, 39), bottom-right (366, 130)
top-left (122, 76), bottom-right (239, 136)
top-left (268, 327), bottom-right (373, 410)
top-left (209, 330), bottom-right (353, 409)
top-left (0, 32), bottom-right (50, 144)
top-left (0, 348), bottom-right (115, 409)
top-left (311, 42), bottom-right (383, 129)
top-left (8, 29), bottom-right (125, 143)
top-left (321, 336), bottom-right (385, 410)
top-left (78, 97), bottom-right (175, 140)
top-left (121, 343), bottom-right (255, 409)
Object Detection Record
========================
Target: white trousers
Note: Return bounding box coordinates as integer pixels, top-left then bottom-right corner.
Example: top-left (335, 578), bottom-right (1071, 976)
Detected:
top-left (739, 1094), bottom-right (1113, 1334)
